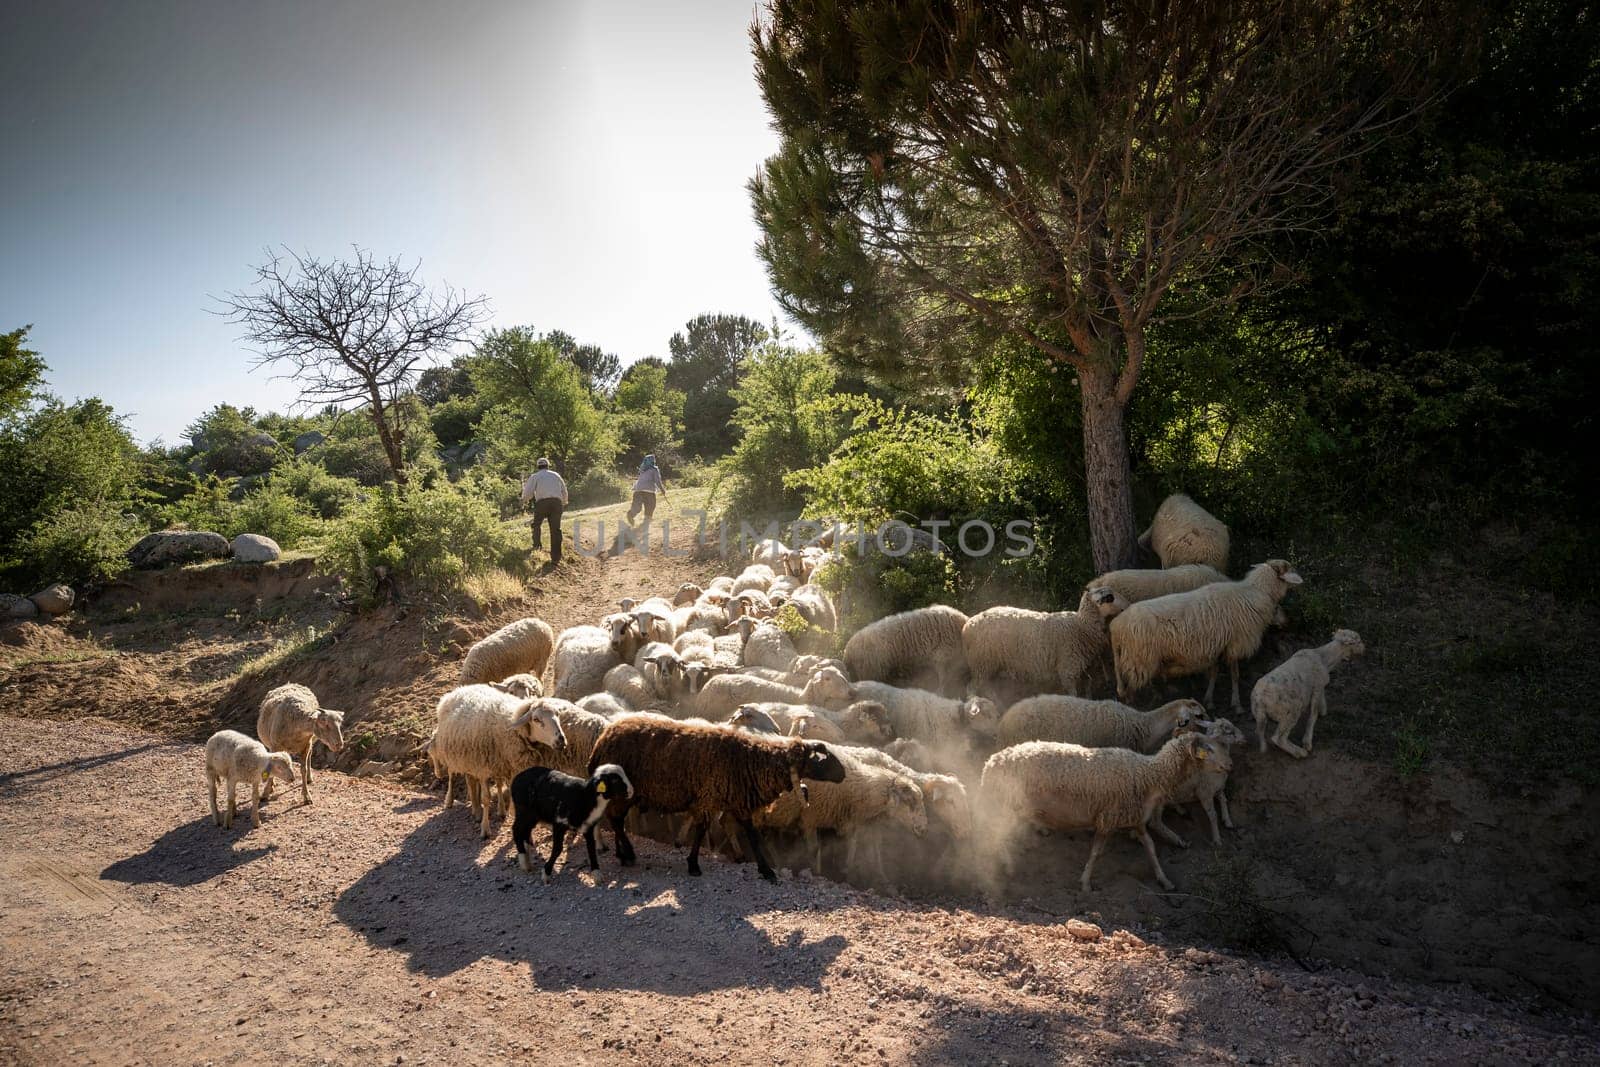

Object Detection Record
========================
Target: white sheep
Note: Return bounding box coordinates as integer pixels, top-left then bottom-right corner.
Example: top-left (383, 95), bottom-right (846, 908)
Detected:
top-left (687, 667), bottom-right (851, 722)
top-left (1084, 564), bottom-right (1227, 608)
top-left (852, 680), bottom-right (1001, 748)
top-left (740, 620), bottom-right (800, 671)
top-left (604, 663), bottom-right (668, 710)
top-left (995, 695), bottom-right (1206, 752)
top-left (577, 691), bottom-right (632, 719)
top-left (962, 588), bottom-right (1128, 701)
top-left (673, 629), bottom-right (718, 662)
top-left (1139, 493), bottom-right (1230, 571)
top-left (204, 730), bottom-right (296, 829)
top-left (730, 700), bottom-right (893, 746)
top-left (601, 612), bottom-right (646, 666)
top-left (521, 698), bottom-right (611, 779)
top-left (845, 744), bottom-right (972, 840)
top-left (843, 604), bottom-right (970, 697)
top-left (978, 733), bottom-right (1223, 891)
top-left (1251, 629), bottom-right (1365, 758)
top-left (731, 563), bottom-right (776, 596)
top-left (551, 625), bottom-right (623, 701)
top-left (1156, 717), bottom-right (1247, 845)
top-left (672, 601), bottom-right (726, 636)
top-left (628, 597), bottom-right (678, 643)
top-left (256, 683), bottom-right (346, 805)
top-left (1111, 560), bottom-right (1303, 711)
top-left (786, 584), bottom-right (838, 632)
top-left (751, 538), bottom-right (791, 570)
top-left (488, 673), bottom-right (544, 698)
top-left (753, 744), bottom-right (926, 879)
top-left (431, 685), bottom-right (569, 837)
top-left (706, 575), bottom-right (736, 595)
top-left (460, 617), bottom-right (556, 686)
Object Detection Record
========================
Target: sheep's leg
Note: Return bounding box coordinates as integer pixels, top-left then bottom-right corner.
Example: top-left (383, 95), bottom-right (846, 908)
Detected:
top-left (609, 808), bottom-right (636, 866)
top-left (1304, 689), bottom-right (1326, 753)
top-left (443, 771), bottom-right (455, 808)
top-left (1081, 830), bottom-right (1110, 893)
top-left (1254, 707), bottom-right (1269, 753)
top-left (1201, 665), bottom-right (1218, 709)
top-left (1272, 719), bottom-right (1309, 759)
top-left (1150, 811), bottom-right (1188, 849)
top-left (224, 779), bottom-right (237, 829)
top-left (1217, 791), bottom-right (1235, 830)
top-left (685, 817), bottom-right (709, 876)
top-left (1138, 827), bottom-right (1175, 890)
top-left (806, 828), bottom-right (822, 875)
top-left (250, 780), bottom-right (263, 828)
top-left (740, 821), bottom-right (778, 882)
top-left (582, 827), bottom-right (601, 871)
top-left (301, 743), bottom-right (313, 805)
top-left (208, 774), bottom-right (220, 826)
top-left (478, 782), bottom-right (494, 839)
top-left (1200, 795), bottom-right (1224, 846)
top-left (1228, 658), bottom-right (1243, 712)
top-left (543, 829), bottom-right (565, 885)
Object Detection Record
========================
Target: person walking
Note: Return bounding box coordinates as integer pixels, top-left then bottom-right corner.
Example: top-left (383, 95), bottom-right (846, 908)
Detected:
top-left (520, 457), bottom-right (569, 563)
top-left (626, 454), bottom-right (667, 526)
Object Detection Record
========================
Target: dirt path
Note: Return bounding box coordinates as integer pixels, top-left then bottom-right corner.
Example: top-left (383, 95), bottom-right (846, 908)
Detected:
top-left (1, 716), bottom-right (1593, 1066)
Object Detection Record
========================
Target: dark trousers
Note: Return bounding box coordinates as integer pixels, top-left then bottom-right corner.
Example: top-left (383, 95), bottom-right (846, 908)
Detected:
top-left (531, 498), bottom-right (563, 560)
top-left (626, 490), bottom-right (656, 525)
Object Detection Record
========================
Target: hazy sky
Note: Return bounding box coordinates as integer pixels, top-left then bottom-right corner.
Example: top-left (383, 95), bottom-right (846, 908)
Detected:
top-left (0, 0), bottom-right (784, 444)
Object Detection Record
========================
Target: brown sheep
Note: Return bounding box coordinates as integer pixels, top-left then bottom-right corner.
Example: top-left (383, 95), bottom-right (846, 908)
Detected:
top-left (587, 716), bottom-right (848, 881)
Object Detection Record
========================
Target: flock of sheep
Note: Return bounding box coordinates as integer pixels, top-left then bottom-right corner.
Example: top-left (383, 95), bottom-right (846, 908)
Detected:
top-left (202, 493), bottom-right (1365, 898)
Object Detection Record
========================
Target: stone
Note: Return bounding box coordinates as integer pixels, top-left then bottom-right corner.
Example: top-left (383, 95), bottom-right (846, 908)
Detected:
top-left (229, 473), bottom-right (266, 501)
top-left (244, 431), bottom-right (278, 450)
top-left (460, 441), bottom-right (486, 466)
top-left (2, 593), bottom-right (39, 619)
top-left (292, 430), bottom-right (325, 454)
top-left (1064, 919), bottom-right (1103, 942)
top-left (230, 533), bottom-right (282, 564)
top-left (29, 584), bottom-right (74, 615)
top-left (126, 530), bottom-right (231, 568)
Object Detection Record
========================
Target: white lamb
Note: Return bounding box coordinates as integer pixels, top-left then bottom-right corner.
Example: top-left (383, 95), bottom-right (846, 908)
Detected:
top-left (1139, 493), bottom-right (1230, 571)
top-left (488, 673), bottom-right (544, 699)
top-left (786, 584), bottom-right (838, 632)
top-left (731, 699), bottom-right (893, 746)
top-left (1110, 560), bottom-right (1303, 711)
top-left (459, 617), bottom-right (556, 686)
top-left (601, 612), bottom-right (646, 666)
top-left (255, 682), bottom-right (345, 805)
top-left (204, 730), bottom-right (296, 829)
top-left (521, 699), bottom-right (611, 779)
top-left (750, 538), bottom-right (792, 570)
top-left (551, 625), bottom-right (623, 700)
top-left (845, 744), bottom-right (973, 841)
top-left (1084, 564), bottom-right (1227, 608)
top-left (731, 563), bottom-right (776, 596)
top-left (843, 604), bottom-right (970, 697)
top-left (1156, 717), bottom-right (1247, 846)
top-left (962, 588), bottom-right (1128, 701)
top-left (577, 691), bottom-right (632, 719)
top-left (431, 685), bottom-right (569, 838)
top-left (1251, 629), bottom-right (1365, 758)
top-left (995, 695), bottom-right (1206, 752)
top-left (740, 620), bottom-right (800, 671)
top-left (852, 680), bottom-right (1001, 748)
top-left (753, 744), bottom-right (926, 879)
top-left (978, 733), bottom-right (1223, 891)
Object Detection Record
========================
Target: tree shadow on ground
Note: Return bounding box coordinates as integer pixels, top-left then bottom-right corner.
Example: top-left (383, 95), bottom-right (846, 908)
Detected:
top-left (0, 743), bottom-right (171, 799)
top-left (101, 816), bottom-right (276, 886)
top-left (333, 811), bottom-right (848, 995)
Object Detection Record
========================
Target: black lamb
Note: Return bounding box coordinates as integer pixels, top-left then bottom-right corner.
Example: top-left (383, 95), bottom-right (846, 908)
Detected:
top-left (509, 763), bottom-right (634, 883)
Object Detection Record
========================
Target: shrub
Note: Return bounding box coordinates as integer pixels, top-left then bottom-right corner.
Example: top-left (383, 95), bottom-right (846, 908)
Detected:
top-left (6, 501), bottom-right (144, 589)
top-left (571, 467), bottom-right (628, 508)
top-left (271, 459), bottom-right (361, 519)
top-left (816, 544), bottom-right (960, 636)
top-left (321, 482), bottom-right (525, 603)
top-left (232, 482), bottom-right (322, 549)
top-left (161, 475), bottom-right (237, 534)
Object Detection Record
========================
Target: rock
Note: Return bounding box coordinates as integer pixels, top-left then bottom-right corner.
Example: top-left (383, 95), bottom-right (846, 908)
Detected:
top-left (126, 530), bottom-right (231, 568)
top-left (355, 760), bottom-right (392, 778)
top-left (29, 584), bottom-right (74, 615)
top-left (1256, 969), bottom-right (1282, 990)
top-left (292, 430), bottom-right (325, 454)
top-left (1065, 919), bottom-right (1103, 942)
top-left (2, 593), bottom-right (39, 619)
top-left (229, 473), bottom-right (266, 501)
top-left (244, 431), bottom-right (278, 450)
top-left (230, 533), bottom-right (282, 564)
top-left (460, 441), bottom-right (486, 466)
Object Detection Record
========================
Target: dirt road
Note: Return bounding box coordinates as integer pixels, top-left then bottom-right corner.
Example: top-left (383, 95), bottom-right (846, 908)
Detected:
top-left (1, 715), bottom-right (1592, 1066)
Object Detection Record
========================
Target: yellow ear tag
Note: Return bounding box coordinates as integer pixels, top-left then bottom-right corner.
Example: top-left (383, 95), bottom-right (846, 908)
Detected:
top-left (262, 770), bottom-right (272, 781)
top-left (595, 781), bottom-right (607, 794)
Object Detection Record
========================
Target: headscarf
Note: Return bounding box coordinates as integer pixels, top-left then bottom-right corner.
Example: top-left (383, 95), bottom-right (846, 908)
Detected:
top-left (640, 454), bottom-right (657, 472)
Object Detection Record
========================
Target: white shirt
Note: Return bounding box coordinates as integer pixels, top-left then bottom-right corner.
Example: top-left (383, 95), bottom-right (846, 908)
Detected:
top-left (521, 469), bottom-right (568, 504)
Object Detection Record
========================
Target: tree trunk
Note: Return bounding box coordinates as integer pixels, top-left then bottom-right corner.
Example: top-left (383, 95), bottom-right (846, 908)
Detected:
top-left (1079, 364), bottom-right (1137, 572)
top-left (367, 386), bottom-right (408, 486)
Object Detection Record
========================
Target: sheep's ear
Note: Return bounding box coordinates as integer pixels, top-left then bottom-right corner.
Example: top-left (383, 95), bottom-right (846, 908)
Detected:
top-left (489, 681), bottom-right (511, 693)
top-left (1282, 570), bottom-right (1303, 586)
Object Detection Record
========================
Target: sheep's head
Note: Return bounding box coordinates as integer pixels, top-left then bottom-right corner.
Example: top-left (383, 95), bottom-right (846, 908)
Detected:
top-left (801, 666), bottom-right (856, 709)
top-left (604, 613), bottom-right (642, 659)
top-left (736, 615), bottom-right (757, 643)
top-left (730, 704), bottom-right (780, 734)
top-left (589, 763), bottom-right (634, 801)
top-left (1167, 699), bottom-right (1207, 732)
top-left (512, 700), bottom-right (568, 752)
top-left (1086, 586), bottom-right (1129, 620)
top-left (784, 550), bottom-right (808, 577)
top-left (922, 776), bottom-right (971, 838)
top-left (314, 709), bottom-right (346, 752)
top-left (842, 700), bottom-right (893, 744)
top-left (266, 752), bottom-right (297, 785)
top-left (617, 597), bottom-right (639, 612)
top-left (889, 776), bottom-right (929, 837)
top-left (1261, 559), bottom-right (1304, 594)
top-left (673, 583), bottom-right (702, 607)
top-left (792, 739), bottom-right (847, 784)
top-left (961, 695), bottom-right (1001, 738)
top-left (683, 663), bottom-right (716, 695)
top-left (490, 674), bottom-right (543, 699)
top-left (1178, 733), bottom-right (1231, 774)
top-left (1271, 607), bottom-right (1290, 629)
top-left (1206, 717), bottom-right (1246, 747)
top-left (1332, 629), bottom-right (1365, 660)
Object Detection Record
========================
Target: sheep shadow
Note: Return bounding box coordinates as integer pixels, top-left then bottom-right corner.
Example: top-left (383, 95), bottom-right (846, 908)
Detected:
top-left (0, 743), bottom-right (170, 799)
top-left (333, 814), bottom-right (848, 995)
top-left (101, 815), bottom-right (276, 886)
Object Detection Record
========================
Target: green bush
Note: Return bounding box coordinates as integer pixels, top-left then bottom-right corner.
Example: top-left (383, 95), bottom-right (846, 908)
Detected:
top-left (571, 467), bottom-right (628, 508)
top-left (161, 475), bottom-right (237, 534)
top-left (673, 458), bottom-right (716, 488)
top-left (321, 482), bottom-right (525, 603)
top-left (270, 459), bottom-right (361, 519)
top-left (816, 544), bottom-right (960, 636)
top-left (232, 482), bottom-right (322, 549)
top-left (7, 501), bottom-right (144, 588)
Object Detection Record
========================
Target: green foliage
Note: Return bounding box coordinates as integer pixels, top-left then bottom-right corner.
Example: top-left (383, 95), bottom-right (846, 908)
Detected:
top-left (570, 467), bottom-right (628, 508)
top-left (8, 502), bottom-right (142, 588)
top-left (0, 326), bottom-right (46, 419)
top-left (613, 362), bottom-right (686, 468)
top-left (318, 399), bottom-right (439, 486)
top-left (471, 327), bottom-right (619, 484)
top-left (429, 394), bottom-right (485, 449)
top-left (545, 329), bottom-right (622, 396)
top-left (666, 313), bottom-right (768, 456)
top-left (161, 475), bottom-right (237, 534)
top-left (816, 545), bottom-right (959, 636)
top-left (719, 344), bottom-right (855, 517)
top-left (185, 403), bottom-right (280, 476)
top-left (232, 482), bottom-right (322, 549)
top-left (321, 482), bottom-right (525, 603)
top-left (269, 459), bottom-right (362, 519)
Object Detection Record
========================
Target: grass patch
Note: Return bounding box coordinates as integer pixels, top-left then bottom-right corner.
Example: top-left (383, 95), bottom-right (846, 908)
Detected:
top-left (461, 567), bottom-right (525, 610)
top-left (237, 624), bottom-right (333, 679)
top-left (2, 648), bottom-right (114, 669)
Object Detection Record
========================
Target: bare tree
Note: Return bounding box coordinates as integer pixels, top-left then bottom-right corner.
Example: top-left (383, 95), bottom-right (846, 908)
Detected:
top-left (752, 0), bottom-right (1441, 570)
top-left (222, 248), bottom-right (487, 485)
